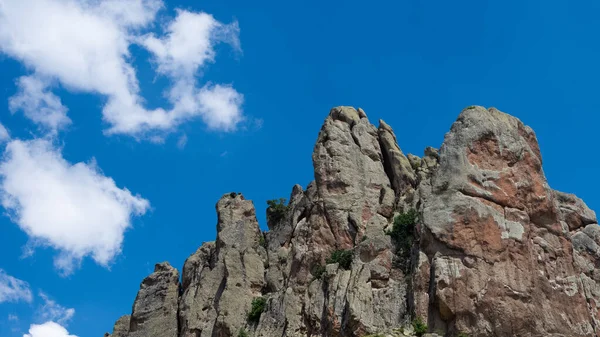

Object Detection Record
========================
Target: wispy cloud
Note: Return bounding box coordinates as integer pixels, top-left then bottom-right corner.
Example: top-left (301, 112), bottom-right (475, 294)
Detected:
top-left (177, 134), bottom-right (188, 149)
top-left (9, 76), bottom-right (70, 134)
top-left (0, 122), bottom-right (10, 142)
top-left (0, 269), bottom-right (32, 304)
top-left (37, 292), bottom-right (75, 325)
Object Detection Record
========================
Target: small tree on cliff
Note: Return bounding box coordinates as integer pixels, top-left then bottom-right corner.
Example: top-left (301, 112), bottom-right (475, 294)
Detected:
top-left (266, 198), bottom-right (288, 226)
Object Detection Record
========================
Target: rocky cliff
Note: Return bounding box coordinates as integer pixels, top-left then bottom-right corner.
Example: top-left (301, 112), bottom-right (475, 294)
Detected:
top-left (104, 106), bottom-right (599, 337)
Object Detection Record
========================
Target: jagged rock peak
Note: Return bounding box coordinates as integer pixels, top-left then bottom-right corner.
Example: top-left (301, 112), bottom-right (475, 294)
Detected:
top-left (107, 105), bottom-right (599, 337)
top-left (215, 192), bottom-right (262, 251)
top-left (127, 262), bottom-right (179, 337)
top-left (104, 315), bottom-right (130, 337)
top-left (377, 118), bottom-right (417, 204)
top-left (329, 106), bottom-right (365, 125)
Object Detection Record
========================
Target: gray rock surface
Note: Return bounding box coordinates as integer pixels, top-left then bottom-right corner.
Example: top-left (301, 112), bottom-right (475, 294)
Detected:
top-left (107, 315), bottom-right (130, 337)
top-left (178, 193), bottom-right (265, 337)
top-left (107, 105), bottom-right (599, 337)
top-left (128, 262), bottom-right (179, 337)
top-left (418, 106), bottom-right (598, 336)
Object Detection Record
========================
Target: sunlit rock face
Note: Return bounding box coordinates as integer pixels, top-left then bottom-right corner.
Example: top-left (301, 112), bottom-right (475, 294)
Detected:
top-left (106, 106), bottom-right (599, 337)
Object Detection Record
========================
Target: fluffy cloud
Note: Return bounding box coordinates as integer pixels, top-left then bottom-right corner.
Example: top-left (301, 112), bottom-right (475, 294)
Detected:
top-left (37, 292), bottom-right (75, 325)
top-left (9, 76), bottom-right (71, 133)
top-left (24, 322), bottom-right (77, 337)
top-left (0, 269), bottom-right (32, 303)
top-left (0, 139), bottom-right (150, 274)
top-left (0, 0), bottom-right (244, 137)
top-left (195, 84), bottom-right (243, 131)
top-left (141, 10), bottom-right (240, 77)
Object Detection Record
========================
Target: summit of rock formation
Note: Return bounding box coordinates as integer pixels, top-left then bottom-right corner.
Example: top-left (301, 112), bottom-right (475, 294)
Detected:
top-left (104, 105), bottom-right (598, 337)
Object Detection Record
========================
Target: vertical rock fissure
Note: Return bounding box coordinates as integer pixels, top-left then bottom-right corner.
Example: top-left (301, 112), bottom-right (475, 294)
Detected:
top-left (319, 277), bottom-right (330, 337)
top-left (176, 283), bottom-right (182, 337)
top-left (377, 134), bottom-right (399, 202)
top-left (347, 213), bottom-right (359, 245)
top-left (111, 106), bottom-right (600, 337)
top-left (212, 268), bottom-right (228, 314)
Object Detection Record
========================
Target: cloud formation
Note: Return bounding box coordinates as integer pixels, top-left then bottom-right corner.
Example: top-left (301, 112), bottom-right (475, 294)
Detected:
top-left (9, 76), bottom-right (71, 134)
top-left (24, 321), bottom-right (77, 337)
top-left (0, 0), bottom-right (243, 138)
top-left (37, 292), bottom-right (75, 325)
top-left (0, 139), bottom-right (150, 275)
top-left (0, 123), bottom-right (10, 142)
top-left (0, 269), bottom-right (32, 303)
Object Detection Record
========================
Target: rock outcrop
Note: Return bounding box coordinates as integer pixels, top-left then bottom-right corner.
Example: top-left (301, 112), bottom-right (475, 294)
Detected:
top-left (127, 262), bottom-right (179, 337)
top-left (105, 106), bottom-right (598, 337)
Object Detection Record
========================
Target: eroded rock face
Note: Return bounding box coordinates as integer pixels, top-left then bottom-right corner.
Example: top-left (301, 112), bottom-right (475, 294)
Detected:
top-left (178, 193), bottom-right (266, 337)
top-left (108, 315), bottom-right (130, 337)
top-left (128, 262), bottom-right (179, 337)
top-left (255, 107), bottom-right (407, 336)
top-left (107, 105), bottom-right (599, 337)
top-left (419, 106), bottom-right (599, 336)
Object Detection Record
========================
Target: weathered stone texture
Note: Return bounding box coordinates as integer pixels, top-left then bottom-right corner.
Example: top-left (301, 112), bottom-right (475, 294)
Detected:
top-left (128, 262), bottom-right (179, 337)
top-left (107, 105), bottom-right (599, 337)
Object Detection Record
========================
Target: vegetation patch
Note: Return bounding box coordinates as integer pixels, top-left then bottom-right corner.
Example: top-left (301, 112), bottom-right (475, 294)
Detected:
top-left (259, 233), bottom-right (267, 248)
top-left (326, 249), bottom-right (353, 270)
top-left (266, 198), bottom-right (289, 226)
top-left (237, 328), bottom-right (249, 337)
top-left (311, 264), bottom-right (326, 280)
top-left (412, 317), bottom-right (427, 337)
top-left (247, 297), bottom-right (267, 323)
top-left (387, 209), bottom-right (418, 271)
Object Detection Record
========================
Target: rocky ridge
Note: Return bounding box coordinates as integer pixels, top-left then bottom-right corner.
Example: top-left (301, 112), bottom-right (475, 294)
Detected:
top-left (105, 106), bottom-right (598, 337)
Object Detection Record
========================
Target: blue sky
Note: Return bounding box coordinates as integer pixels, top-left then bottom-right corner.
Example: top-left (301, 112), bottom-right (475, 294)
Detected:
top-left (0, 0), bottom-right (598, 336)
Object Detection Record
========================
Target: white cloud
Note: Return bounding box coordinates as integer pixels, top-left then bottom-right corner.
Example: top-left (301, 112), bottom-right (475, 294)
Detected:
top-left (141, 10), bottom-right (240, 78)
top-left (0, 0), bottom-right (244, 138)
top-left (24, 322), bottom-right (77, 337)
top-left (0, 270), bottom-right (32, 303)
top-left (195, 84), bottom-right (243, 131)
top-left (37, 292), bottom-right (75, 325)
top-left (9, 76), bottom-right (71, 133)
top-left (176, 134), bottom-right (188, 149)
top-left (0, 123), bottom-right (10, 142)
top-left (95, 0), bottom-right (163, 28)
top-left (0, 139), bottom-right (150, 274)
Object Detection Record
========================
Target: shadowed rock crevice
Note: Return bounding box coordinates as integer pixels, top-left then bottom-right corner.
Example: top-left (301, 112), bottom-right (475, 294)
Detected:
top-left (107, 105), bottom-right (599, 337)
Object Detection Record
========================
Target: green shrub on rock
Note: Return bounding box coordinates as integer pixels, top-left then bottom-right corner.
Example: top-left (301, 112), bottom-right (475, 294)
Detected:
top-left (387, 209), bottom-right (419, 271)
top-left (247, 297), bottom-right (267, 322)
top-left (266, 198), bottom-right (288, 226)
top-left (326, 250), bottom-right (353, 270)
top-left (412, 317), bottom-right (427, 336)
top-left (311, 264), bottom-right (326, 280)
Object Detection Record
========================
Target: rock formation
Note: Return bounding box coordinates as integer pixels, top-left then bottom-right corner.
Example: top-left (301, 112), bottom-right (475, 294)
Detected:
top-left (105, 106), bottom-right (598, 337)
